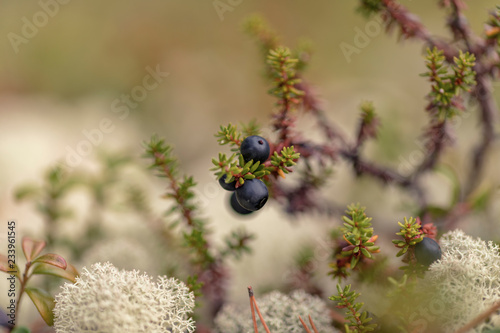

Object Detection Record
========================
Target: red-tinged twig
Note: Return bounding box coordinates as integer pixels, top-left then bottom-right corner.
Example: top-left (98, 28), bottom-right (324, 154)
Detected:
top-left (248, 286), bottom-right (271, 333)
top-left (453, 302), bottom-right (500, 333)
top-left (380, 0), bottom-right (457, 61)
top-left (443, 202), bottom-right (471, 230)
top-left (443, 0), bottom-right (498, 204)
top-left (465, 75), bottom-right (497, 196)
top-left (331, 309), bottom-right (348, 324)
top-left (413, 120), bottom-right (449, 176)
top-left (304, 92), bottom-right (402, 186)
top-left (447, 0), bottom-right (483, 55)
top-left (248, 286), bottom-right (259, 333)
top-left (298, 316), bottom-right (312, 333)
top-left (253, 299), bottom-right (271, 333)
top-left (152, 152), bottom-right (196, 227)
top-left (300, 88), bottom-right (430, 210)
top-left (10, 261), bottom-right (33, 332)
top-left (297, 80), bottom-right (348, 146)
top-left (248, 2), bottom-right (497, 229)
top-left (308, 315), bottom-right (319, 333)
top-left (298, 78), bottom-right (431, 208)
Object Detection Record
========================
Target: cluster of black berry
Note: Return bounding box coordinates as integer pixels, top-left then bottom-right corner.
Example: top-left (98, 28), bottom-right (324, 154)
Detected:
top-left (218, 136), bottom-right (270, 216)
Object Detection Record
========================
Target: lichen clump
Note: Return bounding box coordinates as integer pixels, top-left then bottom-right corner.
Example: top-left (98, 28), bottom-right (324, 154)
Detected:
top-left (424, 230), bottom-right (500, 332)
top-left (53, 262), bottom-right (195, 333)
top-left (214, 289), bottom-right (337, 333)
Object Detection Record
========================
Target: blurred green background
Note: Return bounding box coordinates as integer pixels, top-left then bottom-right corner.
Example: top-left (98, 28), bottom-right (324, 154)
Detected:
top-left (0, 0), bottom-right (497, 181)
top-left (1, 0), bottom-right (499, 327)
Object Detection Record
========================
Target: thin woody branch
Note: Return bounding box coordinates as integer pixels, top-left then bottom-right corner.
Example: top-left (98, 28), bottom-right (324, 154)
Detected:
top-left (380, 0), bottom-right (457, 60)
top-left (453, 302), bottom-right (500, 333)
top-left (465, 75), bottom-right (497, 196)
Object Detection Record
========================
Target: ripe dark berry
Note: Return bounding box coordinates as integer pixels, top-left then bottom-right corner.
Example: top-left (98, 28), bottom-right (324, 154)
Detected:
top-left (414, 237), bottom-right (442, 267)
top-left (219, 174), bottom-right (236, 191)
top-left (229, 192), bottom-right (253, 215)
top-left (240, 135), bottom-right (270, 164)
top-left (235, 178), bottom-right (268, 211)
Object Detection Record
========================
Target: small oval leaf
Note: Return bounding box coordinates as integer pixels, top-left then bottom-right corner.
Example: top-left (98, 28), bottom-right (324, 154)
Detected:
top-left (360, 247), bottom-right (372, 259)
top-left (31, 263), bottom-right (78, 283)
top-left (350, 256), bottom-right (359, 269)
top-left (32, 254), bottom-right (67, 270)
top-left (25, 287), bottom-right (54, 326)
top-left (0, 254), bottom-right (21, 280)
top-left (22, 237), bottom-right (46, 262)
top-left (0, 254), bottom-right (9, 272)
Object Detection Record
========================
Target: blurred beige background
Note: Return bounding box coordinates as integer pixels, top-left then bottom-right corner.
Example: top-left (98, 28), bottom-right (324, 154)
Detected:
top-left (0, 0), bottom-right (499, 326)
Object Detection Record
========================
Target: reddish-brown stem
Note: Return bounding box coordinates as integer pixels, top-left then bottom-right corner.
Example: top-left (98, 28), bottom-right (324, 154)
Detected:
top-left (253, 298), bottom-right (271, 333)
top-left (338, 293), bottom-right (363, 328)
top-left (253, 0), bottom-right (498, 228)
top-left (219, 164), bottom-right (253, 189)
top-left (248, 286), bottom-right (259, 333)
top-left (228, 134), bottom-right (241, 147)
top-left (444, 70), bottom-right (498, 229)
top-left (306, 103), bottom-right (429, 210)
top-left (248, 286), bottom-right (271, 333)
top-left (448, 0), bottom-right (479, 54)
top-left (465, 75), bottom-right (497, 195)
top-left (414, 121), bottom-right (448, 176)
top-left (272, 56), bottom-right (296, 144)
top-left (308, 315), bottom-right (319, 333)
top-left (380, 0), bottom-right (457, 60)
top-left (10, 262), bottom-right (32, 332)
top-left (330, 309), bottom-right (348, 324)
top-left (298, 316), bottom-right (312, 333)
top-left (153, 152), bottom-right (195, 227)
top-left (151, 149), bottom-right (214, 268)
top-left (453, 302), bottom-right (500, 333)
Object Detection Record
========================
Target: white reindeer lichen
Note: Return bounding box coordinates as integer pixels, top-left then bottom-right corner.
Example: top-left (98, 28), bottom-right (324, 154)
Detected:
top-left (424, 229), bottom-right (500, 332)
top-left (53, 262), bottom-right (195, 333)
top-left (214, 289), bottom-right (338, 333)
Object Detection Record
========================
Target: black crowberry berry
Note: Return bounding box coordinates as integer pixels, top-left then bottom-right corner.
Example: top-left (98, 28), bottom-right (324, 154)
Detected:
top-left (219, 174), bottom-right (236, 191)
top-left (229, 192), bottom-right (253, 215)
top-left (240, 135), bottom-right (270, 164)
top-left (235, 178), bottom-right (268, 211)
top-left (414, 237), bottom-right (442, 267)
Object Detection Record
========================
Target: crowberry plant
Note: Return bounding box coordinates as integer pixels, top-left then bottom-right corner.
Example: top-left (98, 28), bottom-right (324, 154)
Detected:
top-left (5, 2), bottom-right (500, 333)
top-left (330, 284), bottom-right (377, 333)
top-left (212, 122), bottom-right (300, 214)
top-left (329, 204), bottom-right (380, 280)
